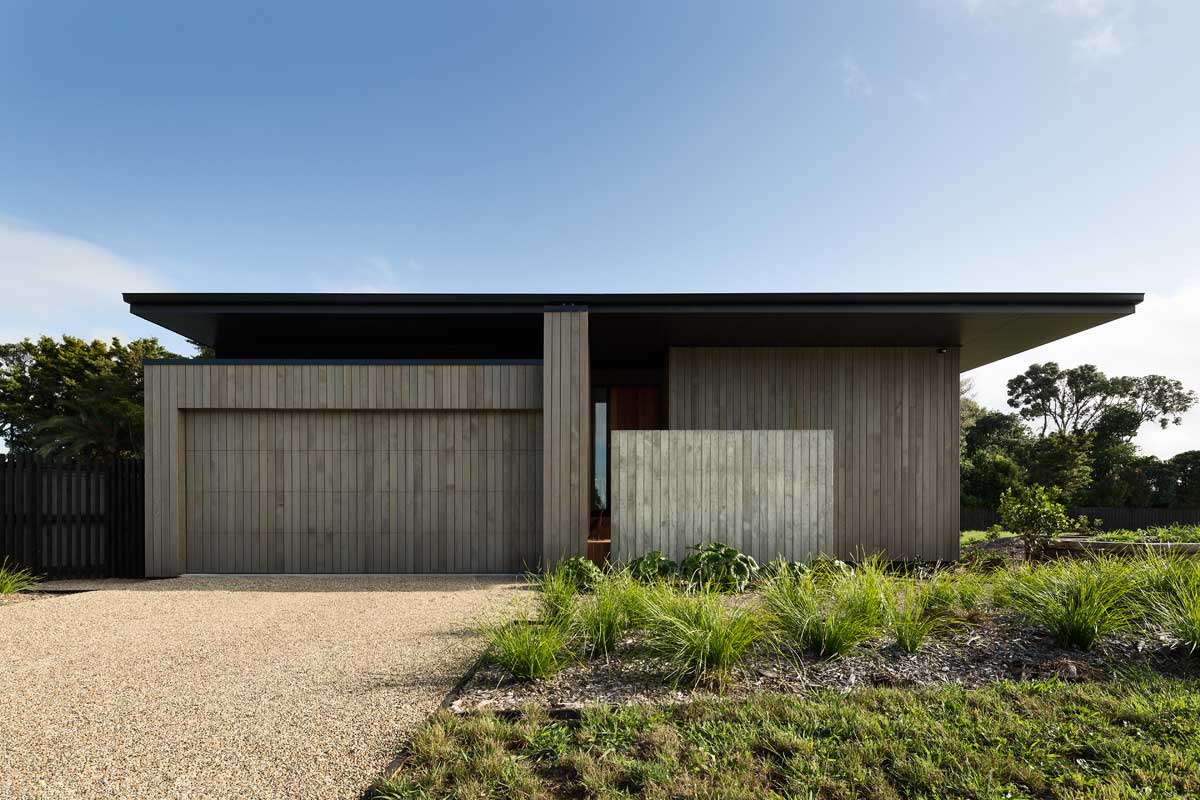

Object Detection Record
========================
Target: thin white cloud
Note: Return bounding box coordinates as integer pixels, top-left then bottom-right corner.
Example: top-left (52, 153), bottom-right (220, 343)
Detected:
top-left (1046, 0), bottom-right (1108, 18)
top-left (838, 54), bottom-right (874, 98)
top-left (958, 0), bottom-right (1024, 15)
top-left (315, 255), bottom-right (422, 293)
top-left (964, 285), bottom-right (1200, 459)
top-left (950, 0), bottom-right (1137, 63)
top-left (1071, 20), bottom-right (1130, 63)
top-left (904, 79), bottom-right (933, 106)
top-left (960, 0), bottom-right (1112, 14)
top-left (0, 217), bottom-right (185, 348)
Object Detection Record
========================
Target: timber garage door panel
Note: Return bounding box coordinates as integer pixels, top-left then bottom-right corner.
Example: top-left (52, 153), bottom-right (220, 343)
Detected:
top-left (183, 410), bottom-right (542, 573)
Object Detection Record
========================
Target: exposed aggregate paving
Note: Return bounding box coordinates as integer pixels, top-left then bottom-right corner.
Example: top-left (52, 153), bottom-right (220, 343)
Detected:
top-left (0, 575), bottom-right (527, 800)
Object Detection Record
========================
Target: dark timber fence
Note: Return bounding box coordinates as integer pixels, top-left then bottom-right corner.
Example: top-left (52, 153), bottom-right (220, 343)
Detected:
top-left (0, 456), bottom-right (144, 579)
top-left (962, 505), bottom-right (1200, 532)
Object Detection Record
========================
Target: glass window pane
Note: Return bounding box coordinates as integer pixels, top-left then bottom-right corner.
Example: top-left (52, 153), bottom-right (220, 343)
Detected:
top-left (593, 401), bottom-right (608, 512)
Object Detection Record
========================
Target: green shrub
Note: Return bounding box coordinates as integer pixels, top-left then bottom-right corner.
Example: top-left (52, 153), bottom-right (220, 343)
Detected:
top-left (763, 557), bottom-right (890, 657)
top-left (626, 550), bottom-right (677, 583)
top-left (680, 542), bottom-right (759, 593)
top-left (534, 568), bottom-right (577, 623)
top-left (1000, 556), bottom-right (1138, 650)
top-left (575, 576), bottom-right (634, 657)
top-left (997, 483), bottom-right (1083, 560)
top-left (484, 618), bottom-right (575, 681)
top-left (641, 588), bottom-right (761, 686)
top-left (557, 556), bottom-right (604, 591)
top-left (0, 557), bottom-right (39, 595)
top-left (1097, 524), bottom-right (1200, 544)
top-left (890, 575), bottom-right (960, 653)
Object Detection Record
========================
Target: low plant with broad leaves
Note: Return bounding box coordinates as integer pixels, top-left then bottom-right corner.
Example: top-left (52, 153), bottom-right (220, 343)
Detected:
top-left (556, 555), bottom-right (604, 591)
top-left (680, 542), bottom-right (760, 593)
top-left (626, 550), bottom-right (677, 583)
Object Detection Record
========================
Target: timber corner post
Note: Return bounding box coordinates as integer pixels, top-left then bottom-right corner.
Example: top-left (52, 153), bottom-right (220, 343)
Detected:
top-left (541, 306), bottom-right (590, 570)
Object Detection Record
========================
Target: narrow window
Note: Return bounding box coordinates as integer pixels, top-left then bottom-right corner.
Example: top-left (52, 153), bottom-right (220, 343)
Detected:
top-left (592, 389), bottom-right (609, 513)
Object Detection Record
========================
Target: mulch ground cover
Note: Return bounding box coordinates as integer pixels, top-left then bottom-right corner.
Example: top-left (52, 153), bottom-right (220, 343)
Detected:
top-left (452, 609), bottom-right (1200, 714)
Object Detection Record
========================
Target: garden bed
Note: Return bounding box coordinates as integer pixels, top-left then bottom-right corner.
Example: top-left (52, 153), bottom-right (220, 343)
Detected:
top-left (374, 546), bottom-right (1200, 798)
top-left (447, 546), bottom-right (1200, 715)
top-left (452, 610), bottom-right (1193, 714)
top-left (1048, 536), bottom-right (1200, 556)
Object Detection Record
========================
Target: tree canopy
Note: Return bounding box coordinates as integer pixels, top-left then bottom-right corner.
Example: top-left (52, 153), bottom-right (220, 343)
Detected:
top-left (1006, 362), bottom-right (1195, 438)
top-left (963, 362), bottom-right (1198, 510)
top-left (0, 336), bottom-right (180, 459)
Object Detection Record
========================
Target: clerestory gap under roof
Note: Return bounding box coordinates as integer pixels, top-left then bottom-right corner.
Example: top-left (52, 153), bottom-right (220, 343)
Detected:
top-left (124, 292), bottom-right (1143, 371)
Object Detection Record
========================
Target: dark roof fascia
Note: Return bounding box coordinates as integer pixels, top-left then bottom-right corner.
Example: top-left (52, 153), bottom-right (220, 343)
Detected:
top-left (124, 292), bottom-right (1144, 315)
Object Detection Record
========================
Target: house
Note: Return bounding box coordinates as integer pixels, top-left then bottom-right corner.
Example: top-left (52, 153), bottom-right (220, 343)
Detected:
top-left (126, 292), bottom-right (1141, 577)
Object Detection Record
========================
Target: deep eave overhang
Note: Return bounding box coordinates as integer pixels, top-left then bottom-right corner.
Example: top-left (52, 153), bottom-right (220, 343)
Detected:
top-left (124, 291), bottom-right (1142, 312)
top-left (124, 292), bottom-right (1143, 371)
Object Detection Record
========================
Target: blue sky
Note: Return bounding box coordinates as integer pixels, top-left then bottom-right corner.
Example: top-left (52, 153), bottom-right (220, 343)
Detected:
top-left (1, 1), bottom-right (1198, 455)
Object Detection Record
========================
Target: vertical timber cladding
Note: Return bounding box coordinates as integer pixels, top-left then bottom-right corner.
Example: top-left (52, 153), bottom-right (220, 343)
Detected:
top-left (542, 309), bottom-right (590, 568)
top-left (610, 430), bottom-right (834, 564)
top-left (182, 411), bottom-right (541, 574)
top-left (668, 348), bottom-right (961, 562)
top-left (144, 363), bottom-right (543, 576)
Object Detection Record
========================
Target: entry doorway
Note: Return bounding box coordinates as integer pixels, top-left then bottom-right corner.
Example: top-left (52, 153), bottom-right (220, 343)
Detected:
top-left (590, 386), bottom-right (661, 565)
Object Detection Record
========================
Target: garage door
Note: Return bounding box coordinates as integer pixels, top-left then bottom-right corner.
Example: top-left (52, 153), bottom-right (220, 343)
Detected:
top-left (183, 410), bottom-right (542, 573)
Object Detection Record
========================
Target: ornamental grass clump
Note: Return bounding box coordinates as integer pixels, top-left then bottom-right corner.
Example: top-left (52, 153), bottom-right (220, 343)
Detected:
top-left (641, 587), bottom-right (761, 686)
top-left (1000, 556), bottom-right (1138, 651)
top-left (620, 577), bottom-right (679, 629)
top-left (1140, 553), bottom-right (1200, 654)
top-left (574, 574), bottom-right (636, 657)
top-left (1154, 572), bottom-right (1200, 655)
top-left (763, 556), bottom-right (890, 658)
top-left (534, 568), bottom-right (577, 623)
top-left (484, 618), bottom-right (574, 681)
top-left (889, 574), bottom-right (960, 653)
top-left (952, 571), bottom-right (988, 615)
top-left (0, 557), bottom-right (39, 594)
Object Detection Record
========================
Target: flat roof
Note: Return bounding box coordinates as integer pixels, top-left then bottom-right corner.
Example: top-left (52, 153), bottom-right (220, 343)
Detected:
top-left (125, 292), bottom-right (1142, 371)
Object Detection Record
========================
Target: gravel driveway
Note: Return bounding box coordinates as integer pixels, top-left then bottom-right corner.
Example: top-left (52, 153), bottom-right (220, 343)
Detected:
top-left (0, 575), bottom-right (527, 800)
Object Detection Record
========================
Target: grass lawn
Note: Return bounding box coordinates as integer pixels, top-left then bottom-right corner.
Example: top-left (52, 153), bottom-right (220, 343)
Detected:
top-left (960, 529), bottom-right (1015, 547)
top-left (374, 674), bottom-right (1200, 800)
